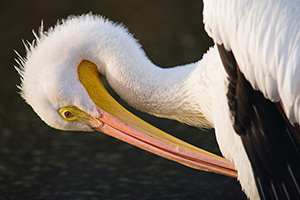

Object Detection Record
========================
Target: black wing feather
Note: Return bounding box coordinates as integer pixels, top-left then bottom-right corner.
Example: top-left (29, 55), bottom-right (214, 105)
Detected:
top-left (217, 44), bottom-right (300, 200)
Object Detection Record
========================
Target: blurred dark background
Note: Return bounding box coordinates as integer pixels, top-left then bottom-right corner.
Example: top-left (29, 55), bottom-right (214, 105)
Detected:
top-left (0, 0), bottom-right (246, 199)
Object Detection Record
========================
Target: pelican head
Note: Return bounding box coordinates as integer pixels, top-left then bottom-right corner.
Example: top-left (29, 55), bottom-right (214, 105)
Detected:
top-left (18, 15), bottom-right (137, 131)
top-left (16, 14), bottom-right (237, 177)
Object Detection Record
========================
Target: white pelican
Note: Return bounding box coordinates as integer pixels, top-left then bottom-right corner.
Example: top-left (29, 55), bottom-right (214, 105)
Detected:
top-left (15, 0), bottom-right (300, 199)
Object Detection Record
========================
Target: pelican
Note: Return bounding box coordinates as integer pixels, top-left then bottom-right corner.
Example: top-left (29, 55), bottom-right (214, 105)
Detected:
top-left (16, 0), bottom-right (300, 199)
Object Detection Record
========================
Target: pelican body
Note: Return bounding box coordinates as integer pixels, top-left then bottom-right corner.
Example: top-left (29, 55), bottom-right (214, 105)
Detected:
top-left (16, 0), bottom-right (300, 199)
top-left (204, 0), bottom-right (300, 199)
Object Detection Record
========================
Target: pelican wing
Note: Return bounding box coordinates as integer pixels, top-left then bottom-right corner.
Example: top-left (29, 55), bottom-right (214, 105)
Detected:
top-left (203, 0), bottom-right (300, 199)
top-left (218, 44), bottom-right (300, 199)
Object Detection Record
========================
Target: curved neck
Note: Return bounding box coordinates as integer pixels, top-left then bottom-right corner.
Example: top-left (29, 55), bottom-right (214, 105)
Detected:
top-left (92, 44), bottom-right (218, 128)
top-left (74, 20), bottom-right (218, 128)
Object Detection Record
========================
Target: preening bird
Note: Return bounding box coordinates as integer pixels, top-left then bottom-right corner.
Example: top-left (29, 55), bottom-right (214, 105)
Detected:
top-left (16, 0), bottom-right (300, 199)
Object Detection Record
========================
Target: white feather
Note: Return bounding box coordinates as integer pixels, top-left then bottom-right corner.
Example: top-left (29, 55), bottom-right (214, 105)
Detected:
top-left (203, 0), bottom-right (300, 199)
top-left (203, 0), bottom-right (300, 124)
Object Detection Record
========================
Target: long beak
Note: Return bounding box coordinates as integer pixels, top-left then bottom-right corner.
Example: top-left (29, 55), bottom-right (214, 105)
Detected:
top-left (78, 60), bottom-right (237, 178)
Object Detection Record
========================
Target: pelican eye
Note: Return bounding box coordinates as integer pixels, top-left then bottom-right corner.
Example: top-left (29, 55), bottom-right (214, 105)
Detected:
top-left (58, 107), bottom-right (79, 121)
top-left (64, 111), bottom-right (74, 118)
top-left (58, 106), bottom-right (93, 124)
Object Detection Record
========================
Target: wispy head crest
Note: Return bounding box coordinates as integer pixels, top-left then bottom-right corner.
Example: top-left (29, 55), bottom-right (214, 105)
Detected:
top-left (14, 19), bottom-right (46, 97)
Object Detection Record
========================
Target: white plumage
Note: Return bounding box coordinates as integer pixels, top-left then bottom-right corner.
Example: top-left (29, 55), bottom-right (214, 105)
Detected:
top-left (16, 1), bottom-right (300, 199)
top-left (203, 0), bottom-right (300, 123)
top-left (19, 15), bottom-right (214, 130)
top-left (203, 0), bottom-right (300, 199)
